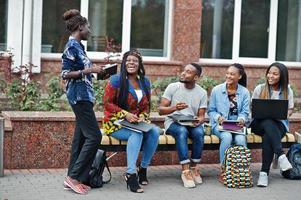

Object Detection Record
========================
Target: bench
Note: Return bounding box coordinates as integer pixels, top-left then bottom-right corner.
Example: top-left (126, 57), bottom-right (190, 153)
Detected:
top-left (100, 128), bottom-right (298, 152)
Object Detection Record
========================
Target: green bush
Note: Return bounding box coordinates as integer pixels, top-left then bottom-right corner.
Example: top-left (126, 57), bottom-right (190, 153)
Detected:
top-left (93, 79), bottom-right (108, 111)
top-left (7, 79), bottom-right (41, 111)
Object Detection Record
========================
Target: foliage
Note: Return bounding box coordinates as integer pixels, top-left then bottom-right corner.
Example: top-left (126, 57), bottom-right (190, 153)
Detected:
top-left (7, 64), bottom-right (41, 111)
top-left (93, 79), bottom-right (109, 111)
top-left (7, 79), bottom-right (40, 111)
top-left (37, 77), bottom-right (67, 111)
top-left (197, 75), bottom-right (220, 92)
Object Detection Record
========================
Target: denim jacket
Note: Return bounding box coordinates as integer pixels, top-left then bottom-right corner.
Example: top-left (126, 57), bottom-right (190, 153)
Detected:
top-left (61, 37), bottom-right (95, 105)
top-left (208, 82), bottom-right (250, 130)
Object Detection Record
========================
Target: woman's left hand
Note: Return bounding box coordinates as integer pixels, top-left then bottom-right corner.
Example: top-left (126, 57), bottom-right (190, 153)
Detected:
top-left (238, 119), bottom-right (245, 128)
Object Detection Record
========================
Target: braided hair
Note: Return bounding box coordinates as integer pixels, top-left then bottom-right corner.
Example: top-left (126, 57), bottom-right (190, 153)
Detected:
top-left (231, 63), bottom-right (247, 87)
top-left (118, 49), bottom-right (150, 110)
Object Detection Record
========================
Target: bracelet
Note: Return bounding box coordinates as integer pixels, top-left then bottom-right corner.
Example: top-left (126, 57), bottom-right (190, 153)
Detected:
top-left (79, 70), bottom-right (84, 78)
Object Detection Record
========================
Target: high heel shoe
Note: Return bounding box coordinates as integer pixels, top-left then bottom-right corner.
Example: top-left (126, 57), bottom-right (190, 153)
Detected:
top-left (124, 173), bottom-right (144, 193)
top-left (137, 166), bottom-right (148, 185)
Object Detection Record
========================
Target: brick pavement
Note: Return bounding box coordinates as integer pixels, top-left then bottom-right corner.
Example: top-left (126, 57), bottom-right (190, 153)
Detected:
top-left (0, 163), bottom-right (300, 200)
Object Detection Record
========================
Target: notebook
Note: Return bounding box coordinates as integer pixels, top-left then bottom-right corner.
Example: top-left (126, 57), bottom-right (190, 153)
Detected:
top-left (218, 120), bottom-right (246, 135)
top-left (97, 63), bottom-right (118, 80)
top-left (252, 99), bottom-right (288, 120)
top-left (118, 119), bottom-right (155, 133)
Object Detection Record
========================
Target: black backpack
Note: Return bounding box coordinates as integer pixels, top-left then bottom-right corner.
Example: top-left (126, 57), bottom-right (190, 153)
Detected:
top-left (281, 143), bottom-right (301, 180)
top-left (88, 149), bottom-right (112, 188)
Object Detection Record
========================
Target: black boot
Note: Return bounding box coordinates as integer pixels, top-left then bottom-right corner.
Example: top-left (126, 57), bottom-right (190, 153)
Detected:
top-left (124, 173), bottom-right (143, 193)
top-left (138, 166), bottom-right (148, 185)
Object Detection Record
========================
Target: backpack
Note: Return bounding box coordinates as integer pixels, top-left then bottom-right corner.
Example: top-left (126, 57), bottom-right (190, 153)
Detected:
top-left (281, 143), bottom-right (301, 180)
top-left (88, 149), bottom-right (112, 188)
top-left (222, 145), bottom-right (253, 188)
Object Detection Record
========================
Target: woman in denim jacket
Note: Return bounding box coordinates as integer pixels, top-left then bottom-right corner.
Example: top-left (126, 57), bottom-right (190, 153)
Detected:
top-left (207, 63), bottom-right (250, 180)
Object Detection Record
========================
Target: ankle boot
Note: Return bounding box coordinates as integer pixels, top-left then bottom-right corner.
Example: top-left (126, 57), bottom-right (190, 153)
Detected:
top-left (124, 173), bottom-right (143, 193)
top-left (138, 166), bottom-right (148, 185)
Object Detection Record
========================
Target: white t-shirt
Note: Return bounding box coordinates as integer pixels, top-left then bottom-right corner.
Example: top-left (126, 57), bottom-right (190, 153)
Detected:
top-left (162, 82), bottom-right (207, 130)
top-left (135, 89), bottom-right (143, 103)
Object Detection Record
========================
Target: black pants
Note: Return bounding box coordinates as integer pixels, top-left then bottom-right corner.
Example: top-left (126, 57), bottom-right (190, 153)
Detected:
top-left (67, 101), bottom-right (101, 183)
top-left (250, 119), bottom-right (286, 174)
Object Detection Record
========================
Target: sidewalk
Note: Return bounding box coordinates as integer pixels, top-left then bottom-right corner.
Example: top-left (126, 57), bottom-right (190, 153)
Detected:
top-left (0, 163), bottom-right (300, 200)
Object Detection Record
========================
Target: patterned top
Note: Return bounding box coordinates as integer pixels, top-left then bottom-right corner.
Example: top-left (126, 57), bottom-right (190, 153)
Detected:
top-left (61, 36), bottom-right (94, 105)
top-left (102, 74), bottom-right (151, 134)
top-left (228, 93), bottom-right (238, 116)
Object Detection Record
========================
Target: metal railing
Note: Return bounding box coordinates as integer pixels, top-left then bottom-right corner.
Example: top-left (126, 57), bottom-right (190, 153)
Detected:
top-left (0, 117), bottom-right (4, 177)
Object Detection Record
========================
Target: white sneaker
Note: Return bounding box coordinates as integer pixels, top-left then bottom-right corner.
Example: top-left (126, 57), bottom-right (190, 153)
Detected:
top-left (181, 170), bottom-right (196, 188)
top-left (257, 172), bottom-right (268, 187)
top-left (278, 154), bottom-right (293, 171)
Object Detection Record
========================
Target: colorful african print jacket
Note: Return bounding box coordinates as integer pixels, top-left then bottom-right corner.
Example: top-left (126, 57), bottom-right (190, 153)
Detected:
top-left (103, 74), bottom-right (151, 134)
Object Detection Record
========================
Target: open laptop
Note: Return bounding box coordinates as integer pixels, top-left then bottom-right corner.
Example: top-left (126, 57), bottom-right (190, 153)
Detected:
top-left (251, 99), bottom-right (288, 120)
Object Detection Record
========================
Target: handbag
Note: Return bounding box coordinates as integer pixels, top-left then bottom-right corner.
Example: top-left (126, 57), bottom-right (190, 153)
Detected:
top-left (88, 149), bottom-right (112, 188)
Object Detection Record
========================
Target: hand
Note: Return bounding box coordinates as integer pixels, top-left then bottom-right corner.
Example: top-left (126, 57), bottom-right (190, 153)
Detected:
top-left (218, 116), bottom-right (225, 125)
top-left (238, 119), bottom-right (245, 128)
top-left (192, 116), bottom-right (204, 127)
top-left (88, 65), bottom-right (105, 74)
top-left (174, 102), bottom-right (188, 111)
top-left (137, 115), bottom-right (145, 122)
top-left (125, 113), bottom-right (139, 123)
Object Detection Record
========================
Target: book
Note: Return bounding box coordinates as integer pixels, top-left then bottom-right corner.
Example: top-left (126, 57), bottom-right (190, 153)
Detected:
top-left (117, 119), bottom-right (155, 133)
top-left (218, 120), bottom-right (246, 135)
top-left (97, 63), bottom-right (118, 80)
top-left (169, 114), bottom-right (199, 127)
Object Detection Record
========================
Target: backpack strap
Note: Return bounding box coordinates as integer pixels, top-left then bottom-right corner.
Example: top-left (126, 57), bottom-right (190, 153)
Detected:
top-left (102, 161), bottom-right (112, 184)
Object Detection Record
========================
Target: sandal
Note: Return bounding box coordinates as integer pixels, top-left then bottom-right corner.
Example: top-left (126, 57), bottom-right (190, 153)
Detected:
top-left (124, 173), bottom-right (144, 193)
top-left (137, 166), bottom-right (148, 185)
top-left (65, 176), bottom-right (87, 195)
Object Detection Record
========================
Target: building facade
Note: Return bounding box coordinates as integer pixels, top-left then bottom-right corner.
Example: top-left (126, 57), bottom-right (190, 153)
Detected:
top-left (1, 0), bottom-right (301, 92)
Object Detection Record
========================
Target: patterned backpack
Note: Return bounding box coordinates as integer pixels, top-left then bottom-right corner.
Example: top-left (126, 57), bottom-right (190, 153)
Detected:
top-left (221, 145), bottom-right (253, 188)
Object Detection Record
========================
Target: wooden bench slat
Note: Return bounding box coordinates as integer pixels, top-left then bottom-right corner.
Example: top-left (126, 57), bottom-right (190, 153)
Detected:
top-left (204, 135), bottom-right (211, 144)
top-left (159, 135), bottom-right (167, 144)
top-left (247, 134), bottom-right (254, 143)
top-left (210, 135), bottom-right (219, 144)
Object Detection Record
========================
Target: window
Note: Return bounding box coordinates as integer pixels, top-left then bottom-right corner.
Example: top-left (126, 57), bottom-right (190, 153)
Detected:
top-left (130, 0), bottom-right (168, 57)
top-left (276, 0), bottom-right (301, 62)
top-left (201, 0), bottom-right (234, 59)
top-left (239, 0), bottom-right (270, 58)
top-left (87, 0), bottom-right (123, 52)
top-left (0, 0), bottom-right (8, 51)
top-left (200, 0), bottom-right (301, 64)
top-left (41, 0), bottom-right (171, 58)
top-left (41, 0), bottom-right (80, 53)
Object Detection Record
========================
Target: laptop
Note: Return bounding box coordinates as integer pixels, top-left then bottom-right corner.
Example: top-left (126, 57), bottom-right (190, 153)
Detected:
top-left (118, 119), bottom-right (155, 133)
top-left (169, 114), bottom-right (199, 123)
top-left (251, 99), bottom-right (288, 120)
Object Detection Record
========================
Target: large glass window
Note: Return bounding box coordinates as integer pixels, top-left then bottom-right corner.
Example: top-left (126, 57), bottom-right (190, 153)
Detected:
top-left (0, 0), bottom-right (8, 51)
top-left (87, 0), bottom-right (123, 52)
top-left (41, 0), bottom-right (80, 53)
top-left (239, 0), bottom-right (270, 58)
top-left (276, 0), bottom-right (301, 62)
top-left (130, 0), bottom-right (168, 57)
top-left (200, 0), bottom-right (234, 59)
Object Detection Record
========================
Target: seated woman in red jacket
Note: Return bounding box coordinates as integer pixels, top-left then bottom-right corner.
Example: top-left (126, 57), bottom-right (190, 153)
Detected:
top-left (102, 49), bottom-right (160, 193)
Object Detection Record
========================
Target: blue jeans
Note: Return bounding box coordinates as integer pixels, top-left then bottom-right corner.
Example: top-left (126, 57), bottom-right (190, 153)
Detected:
top-left (111, 127), bottom-right (160, 174)
top-left (212, 127), bottom-right (246, 163)
top-left (167, 122), bottom-right (204, 164)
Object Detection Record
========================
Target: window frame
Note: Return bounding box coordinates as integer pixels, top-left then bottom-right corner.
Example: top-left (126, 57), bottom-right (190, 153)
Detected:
top-left (199, 0), bottom-right (301, 66)
top-left (41, 0), bottom-right (173, 62)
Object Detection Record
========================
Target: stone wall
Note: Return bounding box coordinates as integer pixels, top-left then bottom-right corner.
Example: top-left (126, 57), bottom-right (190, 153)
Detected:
top-left (2, 111), bottom-right (301, 169)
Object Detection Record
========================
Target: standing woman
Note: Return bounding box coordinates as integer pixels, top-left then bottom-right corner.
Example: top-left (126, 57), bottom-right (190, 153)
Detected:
top-left (207, 63), bottom-right (250, 178)
top-left (251, 62), bottom-right (294, 187)
top-left (61, 9), bottom-right (104, 195)
top-left (102, 49), bottom-right (160, 193)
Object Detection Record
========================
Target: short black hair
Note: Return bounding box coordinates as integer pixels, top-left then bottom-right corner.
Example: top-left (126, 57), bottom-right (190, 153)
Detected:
top-left (190, 63), bottom-right (202, 76)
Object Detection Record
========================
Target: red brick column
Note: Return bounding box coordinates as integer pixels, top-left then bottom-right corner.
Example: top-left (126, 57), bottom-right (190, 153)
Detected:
top-left (171, 0), bottom-right (202, 64)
